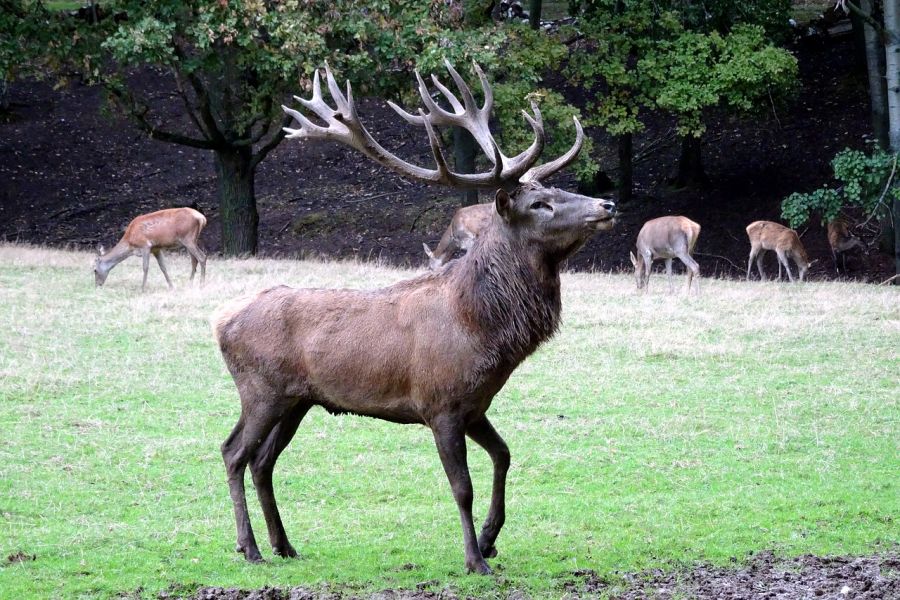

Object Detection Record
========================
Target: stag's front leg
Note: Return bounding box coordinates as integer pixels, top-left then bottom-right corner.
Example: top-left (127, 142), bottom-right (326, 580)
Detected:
top-left (431, 414), bottom-right (490, 574)
top-left (466, 416), bottom-right (510, 560)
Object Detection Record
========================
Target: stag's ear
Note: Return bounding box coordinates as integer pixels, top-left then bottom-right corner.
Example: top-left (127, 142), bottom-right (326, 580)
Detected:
top-left (422, 243), bottom-right (434, 259)
top-left (629, 251), bottom-right (637, 267)
top-left (495, 189), bottom-right (512, 219)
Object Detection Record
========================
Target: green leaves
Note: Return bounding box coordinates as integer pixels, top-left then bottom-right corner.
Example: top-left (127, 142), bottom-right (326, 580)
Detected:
top-left (781, 147), bottom-right (900, 227)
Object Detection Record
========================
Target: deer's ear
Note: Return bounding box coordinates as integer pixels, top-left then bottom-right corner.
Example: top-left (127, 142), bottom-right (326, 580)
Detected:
top-left (495, 189), bottom-right (512, 219)
top-left (422, 243), bottom-right (434, 259)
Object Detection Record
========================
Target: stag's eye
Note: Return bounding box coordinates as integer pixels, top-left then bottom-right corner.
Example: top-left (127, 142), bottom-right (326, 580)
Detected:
top-left (529, 201), bottom-right (552, 212)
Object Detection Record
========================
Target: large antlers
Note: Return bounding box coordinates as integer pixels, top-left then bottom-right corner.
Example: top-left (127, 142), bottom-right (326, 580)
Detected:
top-left (282, 61), bottom-right (584, 188)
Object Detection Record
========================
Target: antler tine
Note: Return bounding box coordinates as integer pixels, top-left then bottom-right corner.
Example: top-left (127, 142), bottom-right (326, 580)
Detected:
top-left (282, 104), bottom-right (329, 138)
top-left (430, 74), bottom-right (465, 114)
top-left (387, 100), bottom-right (424, 125)
top-left (324, 63), bottom-right (350, 114)
top-left (501, 101), bottom-right (545, 178)
top-left (520, 116), bottom-right (585, 183)
top-left (443, 59), bottom-right (479, 115)
top-left (414, 71), bottom-right (456, 124)
top-left (419, 109), bottom-right (453, 184)
top-left (472, 62), bottom-right (493, 113)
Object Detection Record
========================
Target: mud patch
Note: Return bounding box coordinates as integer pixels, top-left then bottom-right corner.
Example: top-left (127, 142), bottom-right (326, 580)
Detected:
top-left (566, 551), bottom-right (899, 599)
top-left (161, 552), bottom-right (898, 599)
top-left (4, 551), bottom-right (36, 565)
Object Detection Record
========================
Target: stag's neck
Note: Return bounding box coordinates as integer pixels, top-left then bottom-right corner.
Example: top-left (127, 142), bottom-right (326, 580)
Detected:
top-left (97, 240), bottom-right (136, 274)
top-left (455, 227), bottom-right (562, 370)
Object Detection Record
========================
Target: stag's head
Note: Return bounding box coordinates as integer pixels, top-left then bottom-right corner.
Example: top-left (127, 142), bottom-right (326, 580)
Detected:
top-left (93, 245), bottom-right (109, 287)
top-left (282, 61), bottom-right (615, 265)
top-left (628, 251), bottom-right (647, 290)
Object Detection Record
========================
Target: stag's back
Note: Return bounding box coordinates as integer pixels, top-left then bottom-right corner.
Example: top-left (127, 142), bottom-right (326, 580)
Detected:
top-left (636, 216), bottom-right (701, 256)
top-left (124, 207), bottom-right (206, 247)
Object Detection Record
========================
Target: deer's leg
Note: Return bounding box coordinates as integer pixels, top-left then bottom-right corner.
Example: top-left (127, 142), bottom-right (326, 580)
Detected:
top-left (431, 414), bottom-right (489, 575)
top-left (466, 416), bottom-right (510, 560)
top-left (140, 248), bottom-right (151, 292)
top-left (776, 249), bottom-right (794, 282)
top-left (183, 240), bottom-right (207, 284)
top-left (747, 246), bottom-right (758, 280)
top-left (152, 250), bottom-right (174, 289)
top-left (755, 250), bottom-right (767, 281)
top-left (665, 258), bottom-right (674, 294)
top-left (248, 401), bottom-right (311, 558)
top-left (678, 252), bottom-right (700, 295)
top-left (642, 252), bottom-right (653, 291)
top-left (221, 400), bottom-right (282, 562)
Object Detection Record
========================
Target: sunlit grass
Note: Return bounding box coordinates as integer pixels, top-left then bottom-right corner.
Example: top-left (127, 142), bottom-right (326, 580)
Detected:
top-left (0, 243), bottom-right (897, 599)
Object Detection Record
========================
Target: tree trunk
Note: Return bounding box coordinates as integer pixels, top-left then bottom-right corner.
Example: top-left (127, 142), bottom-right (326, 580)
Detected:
top-left (453, 126), bottom-right (479, 205)
top-left (884, 0), bottom-right (900, 279)
top-left (216, 146), bottom-right (258, 256)
top-left (617, 133), bottom-right (633, 203)
top-left (861, 0), bottom-right (890, 149)
top-left (671, 135), bottom-right (708, 188)
top-left (529, 0), bottom-right (542, 29)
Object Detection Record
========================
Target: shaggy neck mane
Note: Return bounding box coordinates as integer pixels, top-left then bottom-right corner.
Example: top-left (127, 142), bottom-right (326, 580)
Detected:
top-left (454, 222), bottom-right (562, 373)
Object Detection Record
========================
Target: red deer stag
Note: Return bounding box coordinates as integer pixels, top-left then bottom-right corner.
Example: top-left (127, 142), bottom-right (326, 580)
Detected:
top-left (629, 216), bottom-right (701, 294)
top-left (423, 202), bottom-right (493, 269)
top-left (93, 207), bottom-right (207, 291)
top-left (746, 220), bottom-right (810, 282)
top-left (214, 61), bottom-right (616, 574)
top-left (826, 217), bottom-right (865, 274)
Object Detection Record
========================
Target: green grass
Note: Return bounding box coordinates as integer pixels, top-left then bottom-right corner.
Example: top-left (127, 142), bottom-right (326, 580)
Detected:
top-left (0, 244), bottom-right (897, 599)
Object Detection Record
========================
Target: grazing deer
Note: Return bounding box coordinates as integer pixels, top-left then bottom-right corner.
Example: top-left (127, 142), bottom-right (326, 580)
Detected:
top-left (827, 217), bottom-right (865, 274)
top-left (629, 216), bottom-right (701, 294)
top-left (745, 220), bottom-right (810, 282)
top-left (215, 61), bottom-right (616, 574)
top-left (423, 202), bottom-right (493, 269)
top-left (93, 207), bottom-right (207, 291)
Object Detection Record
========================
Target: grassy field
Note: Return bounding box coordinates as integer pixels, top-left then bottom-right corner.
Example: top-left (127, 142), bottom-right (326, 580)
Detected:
top-left (0, 244), bottom-right (897, 599)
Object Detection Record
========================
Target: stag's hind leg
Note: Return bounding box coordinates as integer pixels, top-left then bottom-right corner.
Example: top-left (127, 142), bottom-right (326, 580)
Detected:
top-left (249, 401), bottom-right (311, 558)
top-left (152, 249), bottom-right (174, 289)
top-left (466, 416), bottom-right (510, 561)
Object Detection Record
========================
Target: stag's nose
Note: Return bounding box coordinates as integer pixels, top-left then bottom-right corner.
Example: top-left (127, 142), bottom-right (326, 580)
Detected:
top-left (602, 200), bottom-right (616, 214)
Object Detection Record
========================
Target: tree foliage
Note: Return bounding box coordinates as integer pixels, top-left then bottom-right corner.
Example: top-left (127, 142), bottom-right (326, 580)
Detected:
top-left (567, 0), bottom-right (797, 185)
top-left (782, 147), bottom-right (899, 227)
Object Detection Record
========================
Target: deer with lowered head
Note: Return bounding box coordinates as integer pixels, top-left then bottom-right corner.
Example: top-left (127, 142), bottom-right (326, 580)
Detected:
top-left (93, 207), bottom-right (207, 291)
top-left (213, 61), bottom-right (616, 574)
top-left (629, 216), bottom-right (701, 294)
top-left (826, 216), bottom-right (865, 274)
top-left (745, 220), bottom-right (810, 282)
top-left (423, 202), bottom-right (493, 269)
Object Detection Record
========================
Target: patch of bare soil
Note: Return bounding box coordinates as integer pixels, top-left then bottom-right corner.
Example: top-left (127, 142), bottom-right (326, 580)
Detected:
top-left (568, 551), bottom-right (900, 599)
top-left (155, 552), bottom-right (899, 599)
top-left (4, 551), bottom-right (36, 565)
top-left (0, 35), bottom-right (893, 281)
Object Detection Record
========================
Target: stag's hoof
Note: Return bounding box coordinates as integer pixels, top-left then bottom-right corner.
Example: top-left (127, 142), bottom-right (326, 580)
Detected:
top-left (466, 559), bottom-right (492, 575)
top-left (272, 543), bottom-right (298, 558)
top-left (237, 544), bottom-right (264, 563)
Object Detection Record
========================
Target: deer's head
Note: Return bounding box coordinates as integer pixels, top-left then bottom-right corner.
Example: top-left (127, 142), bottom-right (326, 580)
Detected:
top-left (282, 61), bottom-right (615, 267)
top-left (93, 245), bottom-right (109, 287)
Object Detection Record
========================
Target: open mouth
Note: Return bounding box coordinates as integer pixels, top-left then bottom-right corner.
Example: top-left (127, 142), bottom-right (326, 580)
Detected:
top-left (585, 215), bottom-right (615, 224)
